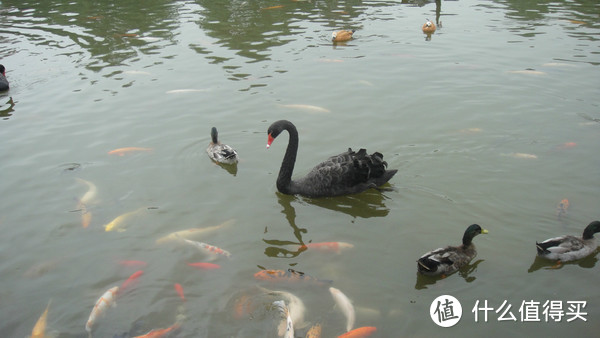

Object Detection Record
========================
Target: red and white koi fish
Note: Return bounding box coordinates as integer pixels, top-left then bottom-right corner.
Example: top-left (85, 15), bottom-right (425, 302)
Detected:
top-left (272, 300), bottom-right (294, 338)
top-left (155, 219), bottom-right (234, 244)
top-left (133, 321), bottom-right (181, 338)
top-left (187, 262), bottom-right (221, 270)
top-left (31, 299), bottom-right (51, 338)
top-left (182, 239), bottom-right (231, 260)
top-left (174, 283), bottom-right (185, 301)
top-left (329, 287), bottom-right (355, 332)
top-left (254, 269), bottom-right (331, 286)
top-left (298, 241), bottom-right (354, 254)
top-left (86, 286), bottom-right (119, 336)
top-left (108, 147), bottom-right (153, 156)
top-left (338, 326), bottom-right (377, 338)
top-left (119, 270), bottom-right (143, 294)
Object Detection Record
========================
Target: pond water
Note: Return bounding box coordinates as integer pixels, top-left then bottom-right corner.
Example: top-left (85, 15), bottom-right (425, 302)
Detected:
top-left (1, 0), bottom-right (599, 337)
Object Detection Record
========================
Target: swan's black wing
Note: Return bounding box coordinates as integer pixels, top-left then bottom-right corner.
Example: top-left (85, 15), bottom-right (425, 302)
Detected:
top-left (292, 148), bottom-right (396, 197)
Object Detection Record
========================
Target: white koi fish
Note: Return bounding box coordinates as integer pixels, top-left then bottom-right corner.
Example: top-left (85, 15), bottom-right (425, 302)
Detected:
top-left (86, 286), bottom-right (119, 337)
top-left (165, 88), bottom-right (210, 94)
top-left (329, 287), bottom-right (355, 332)
top-left (156, 219), bottom-right (235, 244)
top-left (182, 239), bottom-right (232, 259)
top-left (502, 152), bottom-right (538, 159)
top-left (272, 300), bottom-right (294, 338)
top-left (278, 104), bottom-right (331, 114)
top-left (104, 207), bottom-right (146, 232)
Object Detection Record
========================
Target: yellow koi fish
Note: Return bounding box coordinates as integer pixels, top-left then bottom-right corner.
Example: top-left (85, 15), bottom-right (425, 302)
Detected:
top-left (76, 178), bottom-right (97, 228)
top-left (31, 299), bottom-right (51, 338)
top-left (329, 287), bottom-right (355, 332)
top-left (86, 286), bottom-right (119, 337)
top-left (104, 207), bottom-right (146, 232)
top-left (156, 219), bottom-right (235, 244)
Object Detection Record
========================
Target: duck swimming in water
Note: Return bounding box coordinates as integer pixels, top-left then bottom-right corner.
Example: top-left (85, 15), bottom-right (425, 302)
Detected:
top-left (536, 220), bottom-right (600, 266)
top-left (206, 127), bottom-right (238, 164)
top-left (332, 30), bottom-right (355, 43)
top-left (266, 120), bottom-right (397, 198)
top-left (422, 19), bottom-right (436, 35)
top-left (0, 65), bottom-right (9, 91)
top-left (417, 224), bottom-right (488, 277)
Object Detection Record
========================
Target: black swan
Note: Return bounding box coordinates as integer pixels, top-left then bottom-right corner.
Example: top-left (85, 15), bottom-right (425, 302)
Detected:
top-left (206, 127), bottom-right (238, 164)
top-left (0, 65), bottom-right (9, 91)
top-left (266, 120), bottom-right (397, 198)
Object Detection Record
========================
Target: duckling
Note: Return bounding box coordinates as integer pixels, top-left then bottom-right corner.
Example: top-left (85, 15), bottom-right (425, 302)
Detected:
top-left (417, 224), bottom-right (488, 277)
top-left (422, 19), bottom-right (436, 34)
top-left (206, 127), bottom-right (238, 164)
top-left (536, 221), bottom-right (600, 266)
top-left (332, 30), bottom-right (355, 43)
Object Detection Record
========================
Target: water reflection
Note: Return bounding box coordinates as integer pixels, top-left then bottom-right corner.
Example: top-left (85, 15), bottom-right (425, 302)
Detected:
top-left (415, 259), bottom-right (484, 289)
top-left (527, 253), bottom-right (599, 273)
top-left (0, 96), bottom-right (15, 120)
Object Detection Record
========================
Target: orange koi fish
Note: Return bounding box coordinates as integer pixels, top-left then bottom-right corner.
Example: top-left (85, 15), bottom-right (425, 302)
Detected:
top-left (187, 262), bottom-right (221, 270)
top-left (557, 142), bottom-right (576, 150)
top-left (86, 286), bottom-right (119, 336)
top-left (31, 299), bottom-right (51, 338)
top-left (261, 5), bottom-right (284, 10)
top-left (174, 283), bottom-right (185, 301)
top-left (108, 147), bottom-right (153, 156)
top-left (118, 260), bottom-right (148, 267)
top-left (299, 241), bottom-right (354, 254)
top-left (557, 198), bottom-right (569, 218)
top-left (338, 326), bottom-right (377, 338)
top-left (182, 239), bottom-right (232, 259)
top-left (133, 321), bottom-right (181, 338)
top-left (233, 294), bottom-right (253, 319)
top-left (253, 269), bottom-right (332, 286)
top-left (119, 270), bottom-right (143, 293)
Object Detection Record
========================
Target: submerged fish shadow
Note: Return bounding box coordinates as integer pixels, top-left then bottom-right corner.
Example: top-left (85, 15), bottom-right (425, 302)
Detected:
top-left (414, 259), bottom-right (484, 290)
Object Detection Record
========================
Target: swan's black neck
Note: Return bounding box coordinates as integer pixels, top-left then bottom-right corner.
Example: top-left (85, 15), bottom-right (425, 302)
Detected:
top-left (275, 121), bottom-right (299, 194)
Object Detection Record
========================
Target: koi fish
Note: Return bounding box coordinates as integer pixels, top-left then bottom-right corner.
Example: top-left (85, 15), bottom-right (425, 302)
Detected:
top-left (233, 294), bottom-right (253, 319)
top-left (506, 70), bottom-right (546, 75)
top-left (329, 287), bottom-right (355, 332)
top-left (338, 326), bottom-right (377, 338)
top-left (305, 323), bottom-right (322, 338)
top-left (76, 178), bottom-right (97, 228)
top-left (117, 260), bottom-right (148, 267)
top-left (31, 299), bottom-right (51, 338)
top-left (557, 198), bottom-right (569, 218)
top-left (174, 283), bottom-right (185, 301)
top-left (254, 269), bottom-right (332, 286)
top-left (119, 270), bottom-right (143, 294)
top-left (182, 239), bottom-right (232, 260)
top-left (261, 5), bottom-right (284, 10)
top-left (24, 259), bottom-right (60, 279)
top-left (156, 219), bottom-right (234, 244)
top-left (298, 242), bottom-right (354, 254)
top-left (115, 33), bottom-right (138, 37)
top-left (133, 321), bottom-right (181, 338)
top-left (272, 300), bottom-right (294, 338)
top-left (557, 142), bottom-right (576, 150)
top-left (86, 286), bottom-right (119, 336)
top-left (278, 104), bottom-right (331, 114)
top-left (187, 262), bottom-right (221, 270)
top-left (503, 152), bottom-right (538, 159)
top-left (104, 207), bottom-right (146, 232)
top-left (108, 147), bottom-right (153, 156)
top-left (260, 287), bottom-right (306, 329)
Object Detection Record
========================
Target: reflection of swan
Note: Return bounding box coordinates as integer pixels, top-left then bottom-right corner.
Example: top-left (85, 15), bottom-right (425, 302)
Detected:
top-left (300, 190), bottom-right (391, 218)
top-left (267, 120), bottom-right (397, 198)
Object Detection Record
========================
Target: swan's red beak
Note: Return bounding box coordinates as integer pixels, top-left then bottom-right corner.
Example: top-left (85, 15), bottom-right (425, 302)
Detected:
top-left (267, 134), bottom-right (274, 149)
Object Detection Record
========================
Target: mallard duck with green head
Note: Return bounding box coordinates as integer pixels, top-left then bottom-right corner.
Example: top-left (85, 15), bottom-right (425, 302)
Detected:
top-left (417, 224), bottom-right (488, 277)
top-left (536, 220), bottom-right (600, 265)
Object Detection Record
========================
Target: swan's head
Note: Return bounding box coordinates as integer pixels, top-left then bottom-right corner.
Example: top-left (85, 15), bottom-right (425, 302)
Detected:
top-left (266, 120), bottom-right (287, 149)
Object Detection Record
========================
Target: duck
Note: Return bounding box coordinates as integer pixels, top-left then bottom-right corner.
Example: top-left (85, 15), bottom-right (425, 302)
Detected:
top-left (266, 120), bottom-right (397, 198)
top-left (332, 30), bottom-right (355, 43)
top-left (0, 65), bottom-right (9, 91)
top-left (422, 19), bottom-right (436, 34)
top-left (536, 220), bottom-right (600, 265)
top-left (417, 224), bottom-right (488, 277)
top-left (206, 127), bottom-right (238, 164)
